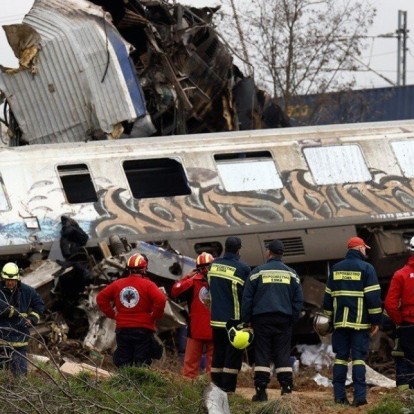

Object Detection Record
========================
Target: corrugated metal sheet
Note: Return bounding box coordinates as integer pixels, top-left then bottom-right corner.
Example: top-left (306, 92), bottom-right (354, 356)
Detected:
top-left (0, 0), bottom-right (151, 144)
top-left (283, 85), bottom-right (414, 127)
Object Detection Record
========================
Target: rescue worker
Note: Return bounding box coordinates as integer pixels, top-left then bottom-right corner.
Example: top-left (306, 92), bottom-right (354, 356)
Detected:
top-left (241, 240), bottom-right (304, 401)
top-left (171, 252), bottom-right (214, 379)
top-left (207, 236), bottom-right (251, 393)
top-left (385, 236), bottom-right (414, 374)
top-left (323, 236), bottom-right (382, 407)
top-left (60, 215), bottom-right (89, 260)
top-left (0, 263), bottom-right (44, 376)
top-left (381, 310), bottom-right (413, 390)
top-left (96, 253), bottom-right (167, 368)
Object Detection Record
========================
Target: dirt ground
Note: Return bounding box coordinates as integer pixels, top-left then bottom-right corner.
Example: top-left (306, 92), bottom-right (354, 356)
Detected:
top-left (234, 366), bottom-right (397, 414)
top-left (236, 387), bottom-right (389, 413)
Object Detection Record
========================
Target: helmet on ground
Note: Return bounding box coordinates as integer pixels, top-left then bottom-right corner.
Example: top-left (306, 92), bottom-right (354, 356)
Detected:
top-left (196, 252), bottom-right (214, 268)
top-left (226, 319), bottom-right (254, 350)
top-left (313, 312), bottom-right (333, 337)
top-left (1, 263), bottom-right (20, 280)
top-left (126, 253), bottom-right (148, 273)
top-left (409, 236), bottom-right (414, 252)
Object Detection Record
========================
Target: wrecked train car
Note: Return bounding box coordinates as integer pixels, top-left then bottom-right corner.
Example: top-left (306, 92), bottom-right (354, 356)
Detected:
top-left (0, 0), bottom-right (287, 146)
top-left (1, 120), bottom-right (414, 288)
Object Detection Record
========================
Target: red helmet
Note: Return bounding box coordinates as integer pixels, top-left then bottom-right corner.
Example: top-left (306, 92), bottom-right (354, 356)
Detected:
top-left (126, 253), bottom-right (148, 272)
top-left (196, 252), bottom-right (214, 268)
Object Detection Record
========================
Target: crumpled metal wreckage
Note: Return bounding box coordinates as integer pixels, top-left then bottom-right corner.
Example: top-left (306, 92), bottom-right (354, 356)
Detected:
top-left (22, 239), bottom-right (191, 355)
top-left (0, 0), bottom-right (289, 146)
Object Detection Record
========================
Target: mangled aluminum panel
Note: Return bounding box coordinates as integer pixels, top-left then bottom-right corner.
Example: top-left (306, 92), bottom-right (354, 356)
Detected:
top-left (0, 0), bottom-right (154, 144)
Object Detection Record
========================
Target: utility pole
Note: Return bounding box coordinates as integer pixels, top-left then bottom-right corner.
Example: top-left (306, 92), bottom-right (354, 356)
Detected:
top-left (396, 10), bottom-right (408, 86)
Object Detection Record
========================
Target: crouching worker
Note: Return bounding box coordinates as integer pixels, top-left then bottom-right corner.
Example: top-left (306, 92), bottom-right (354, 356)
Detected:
top-left (97, 253), bottom-right (167, 368)
top-left (0, 263), bottom-right (45, 376)
top-left (171, 252), bottom-right (214, 379)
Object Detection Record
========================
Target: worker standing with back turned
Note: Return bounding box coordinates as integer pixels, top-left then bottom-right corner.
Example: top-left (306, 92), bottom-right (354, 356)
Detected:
top-left (323, 237), bottom-right (382, 407)
top-left (207, 237), bottom-right (251, 393)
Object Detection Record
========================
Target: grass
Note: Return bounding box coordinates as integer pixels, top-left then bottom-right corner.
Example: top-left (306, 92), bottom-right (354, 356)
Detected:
top-left (367, 391), bottom-right (414, 414)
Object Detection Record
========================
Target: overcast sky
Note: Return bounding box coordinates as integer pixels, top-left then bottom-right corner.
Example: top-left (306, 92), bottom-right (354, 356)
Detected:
top-left (1, 0), bottom-right (414, 89)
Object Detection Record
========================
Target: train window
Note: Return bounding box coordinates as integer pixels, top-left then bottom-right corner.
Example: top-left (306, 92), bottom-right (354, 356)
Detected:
top-left (214, 151), bottom-right (283, 191)
top-left (0, 175), bottom-right (10, 211)
top-left (304, 145), bottom-right (371, 185)
top-left (123, 158), bottom-right (191, 198)
top-left (392, 141), bottom-right (414, 177)
top-left (57, 164), bottom-right (98, 203)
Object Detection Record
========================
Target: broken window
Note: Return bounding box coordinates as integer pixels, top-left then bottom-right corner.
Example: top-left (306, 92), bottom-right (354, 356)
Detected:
top-left (391, 140), bottom-right (414, 177)
top-left (304, 145), bottom-right (371, 185)
top-left (0, 175), bottom-right (10, 211)
top-left (123, 158), bottom-right (191, 199)
top-left (214, 151), bottom-right (282, 192)
top-left (57, 164), bottom-right (98, 204)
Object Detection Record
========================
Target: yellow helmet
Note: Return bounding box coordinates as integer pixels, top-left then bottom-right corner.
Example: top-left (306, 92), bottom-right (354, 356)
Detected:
top-left (226, 319), bottom-right (254, 350)
top-left (1, 263), bottom-right (20, 280)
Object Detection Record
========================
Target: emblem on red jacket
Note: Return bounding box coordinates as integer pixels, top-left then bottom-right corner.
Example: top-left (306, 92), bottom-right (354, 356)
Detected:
top-left (120, 286), bottom-right (139, 308)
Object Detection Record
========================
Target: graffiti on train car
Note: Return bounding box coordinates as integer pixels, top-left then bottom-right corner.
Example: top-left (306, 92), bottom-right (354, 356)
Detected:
top-left (2, 166), bottom-right (414, 248)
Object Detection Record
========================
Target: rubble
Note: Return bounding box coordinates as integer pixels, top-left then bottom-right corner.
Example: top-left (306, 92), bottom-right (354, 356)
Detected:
top-left (0, 0), bottom-right (289, 146)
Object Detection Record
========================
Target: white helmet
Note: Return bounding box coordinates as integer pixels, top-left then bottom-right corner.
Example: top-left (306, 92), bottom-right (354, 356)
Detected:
top-left (409, 236), bottom-right (414, 252)
top-left (313, 312), bottom-right (333, 337)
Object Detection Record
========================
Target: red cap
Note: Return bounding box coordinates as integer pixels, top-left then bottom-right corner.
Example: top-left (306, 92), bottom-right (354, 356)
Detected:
top-left (347, 237), bottom-right (370, 249)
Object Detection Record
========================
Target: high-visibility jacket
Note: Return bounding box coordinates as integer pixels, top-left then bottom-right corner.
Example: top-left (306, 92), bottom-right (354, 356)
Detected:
top-left (241, 258), bottom-right (303, 323)
top-left (207, 252), bottom-right (250, 328)
top-left (323, 249), bottom-right (382, 329)
top-left (171, 271), bottom-right (212, 341)
top-left (0, 282), bottom-right (44, 347)
top-left (97, 274), bottom-right (167, 331)
top-left (384, 256), bottom-right (414, 325)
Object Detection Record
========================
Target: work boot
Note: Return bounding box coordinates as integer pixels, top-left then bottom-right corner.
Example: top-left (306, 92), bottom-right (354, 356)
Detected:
top-left (252, 387), bottom-right (268, 402)
top-left (281, 385), bottom-right (292, 395)
top-left (352, 399), bottom-right (367, 407)
top-left (334, 398), bottom-right (350, 405)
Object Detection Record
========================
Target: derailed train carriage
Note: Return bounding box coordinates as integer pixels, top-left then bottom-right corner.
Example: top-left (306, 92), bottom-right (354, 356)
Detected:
top-left (1, 119), bottom-right (414, 287)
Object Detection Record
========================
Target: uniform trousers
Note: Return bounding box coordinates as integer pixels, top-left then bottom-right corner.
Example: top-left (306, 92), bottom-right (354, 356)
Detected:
top-left (113, 327), bottom-right (153, 368)
top-left (183, 337), bottom-right (213, 379)
top-left (332, 328), bottom-right (370, 402)
top-left (211, 327), bottom-right (243, 392)
top-left (251, 312), bottom-right (293, 390)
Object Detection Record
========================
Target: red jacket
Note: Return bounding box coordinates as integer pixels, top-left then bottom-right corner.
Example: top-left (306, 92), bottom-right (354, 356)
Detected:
top-left (96, 274), bottom-right (167, 331)
top-left (385, 256), bottom-right (414, 325)
top-left (171, 271), bottom-right (212, 341)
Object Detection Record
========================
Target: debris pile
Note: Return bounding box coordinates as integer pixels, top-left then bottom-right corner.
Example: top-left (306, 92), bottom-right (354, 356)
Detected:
top-left (0, 0), bottom-right (289, 146)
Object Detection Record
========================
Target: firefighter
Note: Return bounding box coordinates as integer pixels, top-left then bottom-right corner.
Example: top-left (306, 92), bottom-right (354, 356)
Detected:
top-left (207, 236), bottom-right (251, 393)
top-left (323, 237), bottom-right (382, 407)
top-left (241, 239), bottom-right (304, 401)
top-left (171, 252), bottom-right (214, 379)
top-left (96, 253), bottom-right (167, 368)
top-left (384, 236), bottom-right (414, 379)
top-left (0, 262), bottom-right (44, 376)
top-left (381, 310), bottom-right (413, 390)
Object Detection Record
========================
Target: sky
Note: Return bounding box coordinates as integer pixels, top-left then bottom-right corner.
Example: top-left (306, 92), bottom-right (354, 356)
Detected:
top-left (1, 0), bottom-right (414, 90)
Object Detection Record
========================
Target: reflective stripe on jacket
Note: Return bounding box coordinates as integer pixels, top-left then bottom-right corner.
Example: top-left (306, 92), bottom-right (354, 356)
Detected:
top-left (323, 249), bottom-right (382, 329)
top-left (241, 258), bottom-right (303, 323)
top-left (0, 282), bottom-right (45, 347)
top-left (207, 252), bottom-right (250, 328)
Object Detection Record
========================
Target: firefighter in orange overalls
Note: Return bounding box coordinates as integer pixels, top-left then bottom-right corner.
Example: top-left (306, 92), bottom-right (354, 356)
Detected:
top-left (171, 252), bottom-right (214, 379)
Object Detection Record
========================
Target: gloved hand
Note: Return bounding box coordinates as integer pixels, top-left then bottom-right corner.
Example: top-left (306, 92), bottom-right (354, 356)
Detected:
top-left (25, 315), bottom-right (38, 327)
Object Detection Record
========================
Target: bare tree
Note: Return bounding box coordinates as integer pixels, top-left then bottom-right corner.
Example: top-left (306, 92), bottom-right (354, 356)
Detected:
top-left (216, 0), bottom-right (376, 110)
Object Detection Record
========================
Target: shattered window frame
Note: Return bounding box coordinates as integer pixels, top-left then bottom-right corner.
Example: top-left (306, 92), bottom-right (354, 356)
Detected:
top-left (57, 164), bottom-right (98, 204)
top-left (123, 158), bottom-right (191, 199)
top-left (391, 140), bottom-right (414, 177)
top-left (214, 151), bottom-right (283, 192)
top-left (304, 145), bottom-right (371, 185)
top-left (0, 175), bottom-right (11, 211)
